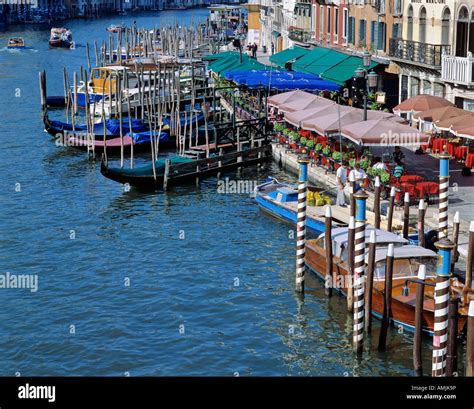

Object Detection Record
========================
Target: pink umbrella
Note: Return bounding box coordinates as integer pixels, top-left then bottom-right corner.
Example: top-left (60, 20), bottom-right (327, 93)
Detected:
top-left (435, 113), bottom-right (474, 131)
top-left (393, 95), bottom-right (454, 114)
top-left (279, 94), bottom-right (333, 113)
top-left (341, 118), bottom-right (431, 146)
top-left (284, 102), bottom-right (338, 127)
top-left (267, 90), bottom-right (313, 108)
top-left (302, 108), bottom-right (406, 134)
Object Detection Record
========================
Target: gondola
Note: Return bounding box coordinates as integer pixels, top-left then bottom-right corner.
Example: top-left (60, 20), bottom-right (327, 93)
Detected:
top-left (100, 155), bottom-right (195, 189)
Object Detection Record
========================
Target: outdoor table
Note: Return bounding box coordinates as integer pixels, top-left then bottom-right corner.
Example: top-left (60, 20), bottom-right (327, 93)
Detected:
top-left (466, 153), bottom-right (474, 168)
top-left (455, 146), bottom-right (468, 160)
top-left (432, 138), bottom-right (448, 153)
top-left (446, 142), bottom-right (459, 156)
top-left (400, 182), bottom-right (416, 196)
top-left (400, 175), bottom-right (424, 184)
top-left (415, 181), bottom-right (439, 199)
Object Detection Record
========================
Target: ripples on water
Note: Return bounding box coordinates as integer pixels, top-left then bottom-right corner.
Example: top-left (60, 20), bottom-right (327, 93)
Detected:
top-left (0, 11), bottom-right (438, 376)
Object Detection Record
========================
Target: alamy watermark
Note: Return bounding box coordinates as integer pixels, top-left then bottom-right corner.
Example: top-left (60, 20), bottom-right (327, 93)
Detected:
top-left (217, 177), bottom-right (257, 196)
top-left (0, 272), bottom-right (38, 293)
top-left (380, 130), bottom-right (423, 146)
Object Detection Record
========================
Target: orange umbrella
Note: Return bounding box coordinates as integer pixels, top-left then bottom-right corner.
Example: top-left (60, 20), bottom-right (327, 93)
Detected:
top-left (434, 113), bottom-right (474, 131)
top-left (393, 95), bottom-right (454, 114)
top-left (341, 118), bottom-right (430, 146)
top-left (412, 106), bottom-right (465, 123)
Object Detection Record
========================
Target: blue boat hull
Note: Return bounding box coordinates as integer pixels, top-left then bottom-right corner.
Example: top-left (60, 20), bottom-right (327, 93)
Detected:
top-left (256, 195), bottom-right (325, 235)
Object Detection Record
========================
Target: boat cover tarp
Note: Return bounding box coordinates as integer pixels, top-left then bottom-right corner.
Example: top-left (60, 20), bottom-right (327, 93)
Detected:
top-left (107, 156), bottom-right (194, 176)
top-left (130, 131), bottom-right (170, 144)
top-left (222, 69), bottom-right (340, 91)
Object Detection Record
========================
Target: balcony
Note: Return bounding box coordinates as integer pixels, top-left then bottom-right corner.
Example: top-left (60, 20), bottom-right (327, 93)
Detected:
top-left (371, 0), bottom-right (385, 14)
top-left (288, 27), bottom-right (311, 44)
top-left (388, 38), bottom-right (451, 69)
top-left (441, 53), bottom-right (474, 86)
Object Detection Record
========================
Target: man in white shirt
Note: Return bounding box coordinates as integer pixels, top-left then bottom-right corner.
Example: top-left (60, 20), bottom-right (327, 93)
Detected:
top-left (349, 162), bottom-right (367, 191)
top-left (336, 160), bottom-right (348, 207)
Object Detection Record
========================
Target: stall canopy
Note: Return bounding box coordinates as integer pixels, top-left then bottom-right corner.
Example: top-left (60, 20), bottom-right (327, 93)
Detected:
top-left (284, 103), bottom-right (339, 127)
top-left (453, 125), bottom-right (474, 140)
top-left (292, 47), bottom-right (378, 84)
top-left (279, 94), bottom-right (334, 113)
top-left (207, 53), bottom-right (268, 74)
top-left (223, 69), bottom-right (340, 91)
top-left (269, 47), bottom-right (310, 68)
top-left (340, 118), bottom-right (430, 146)
top-left (393, 95), bottom-right (454, 114)
top-left (434, 113), bottom-right (474, 131)
top-left (302, 108), bottom-right (406, 135)
top-left (412, 106), bottom-right (465, 123)
top-left (267, 90), bottom-right (311, 107)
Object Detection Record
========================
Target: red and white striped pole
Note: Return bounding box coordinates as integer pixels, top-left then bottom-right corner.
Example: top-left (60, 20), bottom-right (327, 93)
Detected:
top-left (296, 149), bottom-right (310, 293)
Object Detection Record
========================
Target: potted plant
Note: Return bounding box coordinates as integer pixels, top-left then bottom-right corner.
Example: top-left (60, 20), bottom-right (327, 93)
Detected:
top-left (315, 143), bottom-right (323, 153)
top-left (306, 139), bottom-right (315, 150)
top-left (300, 136), bottom-right (308, 146)
top-left (322, 146), bottom-right (331, 157)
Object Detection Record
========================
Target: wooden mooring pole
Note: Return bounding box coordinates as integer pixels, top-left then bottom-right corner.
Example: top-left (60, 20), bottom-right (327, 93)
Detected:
top-left (413, 264), bottom-right (426, 376)
top-left (324, 206), bottom-right (333, 297)
top-left (403, 192), bottom-right (410, 239)
top-left (418, 199), bottom-right (426, 248)
top-left (446, 297), bottom-right (459, 377)
top-left (466, 302), bottom-right (474, 376)
top-left (295, 150), bottom-right (310, 293)
top-left (451, 211), bottom-right (460, 274)
top-left (364, 229), bottom-right (376, 335)
top-left (347, 216), bottom-right (355, 313)
top-left (387, 186), bottom-right (396, 233)
top-left (378, 243), bottom-right (394, 351)
top-left (374, 176), bottom-right (381, 229)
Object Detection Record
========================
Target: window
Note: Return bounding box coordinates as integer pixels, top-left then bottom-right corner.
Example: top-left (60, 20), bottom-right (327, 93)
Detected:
top-left (441, 8), bottom-right (450, 45)
top-left (359, 19), bottom-right (366, 46)
top-left (348, 16), bottom-right (355, 44)
top-left (343, 8), bottom-right (349, 43)
top-left (419, 7), bottom-right (427, 43)
top-left (407, 5), bottom-right (413, 41)
top-left (377, 21), bottom-right (386, 51)
top-left (392, 23), bottom-right (400, 39)
top-left (319, 5), bottom-right (324, 39)
top-left (327, 7), bottom-right (331, 37)
top-left (334, 7), bottom-right (339, 41)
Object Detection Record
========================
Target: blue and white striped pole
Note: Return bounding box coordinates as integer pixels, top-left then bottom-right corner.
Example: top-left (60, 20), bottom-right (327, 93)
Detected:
top-left (353, 191), bottom-right (368, 354)
top-left (433, 237), bottom-right (455, 376)
top-left (438, 152), bottom-right (450, 239)
top-left (296, 149), bottom-right (310, 293)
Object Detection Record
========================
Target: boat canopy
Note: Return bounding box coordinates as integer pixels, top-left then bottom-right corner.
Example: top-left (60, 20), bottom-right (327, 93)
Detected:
top-left (322, 227), bottom-right (408, 248)
top-left (373, 245), bottom-right (437, 264)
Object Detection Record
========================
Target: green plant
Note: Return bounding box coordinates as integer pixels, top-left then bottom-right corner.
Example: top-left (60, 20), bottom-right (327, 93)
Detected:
top-left (380, 170), bottom-right (390, 183)
top-left (349, 159), bottom-right (355, 168)
top-left (274, 122), bottom-right (286, 133)
top-left (306, 139), bottom-right (315, 150)
top-left (332, 151), bottom-right (342, 162)
top-left (300, 137), bottom-right (308, 146)
top-left (359, 160), bottom-right (370, 170)
top-left (288, 130), bottom-right (300, 141)
top-left (315, 143), bottom-right (323, 152)
top-left (322, 146), bottom-right (331, 156)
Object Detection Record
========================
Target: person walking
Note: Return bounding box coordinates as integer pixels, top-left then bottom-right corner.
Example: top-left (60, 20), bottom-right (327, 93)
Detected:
top-left (349, 162), bottom-right (367, 192)
top-left (271, 41), bottom-right (275, 55)
top-left (336, 160), bottom-right (348, 207)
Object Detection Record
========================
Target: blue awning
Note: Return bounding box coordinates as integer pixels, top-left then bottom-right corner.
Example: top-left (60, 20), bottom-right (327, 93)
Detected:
top-left (223, 69), bottom-right (340, 91)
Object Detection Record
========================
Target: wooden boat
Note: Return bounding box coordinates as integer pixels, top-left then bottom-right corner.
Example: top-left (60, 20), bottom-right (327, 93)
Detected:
top-left (43, 112), bottom-right (148, 139)
top-left (305, 227), bottom-right (470, 334)
top-left (101, 155), bottom-right (195, 189)
top-left (255, 178), bottom-right (341, 236)
top-left (7, 37), bottom-right (25, 49)
top-left (106, 24), bottom-right (126, 33)
top-left (62, 130), bottom-right (171, 154)
top-left (49, 28), bottom-right (73, 49)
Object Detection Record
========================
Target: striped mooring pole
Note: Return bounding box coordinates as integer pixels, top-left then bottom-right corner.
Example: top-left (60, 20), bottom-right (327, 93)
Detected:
top-left (353, 191), bottom-right (368, 354)
top-left (432, 237), bottom-right (455, 377)
top-left (438, 152), bottom-right (450, 239)
top-left (295, 149), bottom-right (310, 293)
